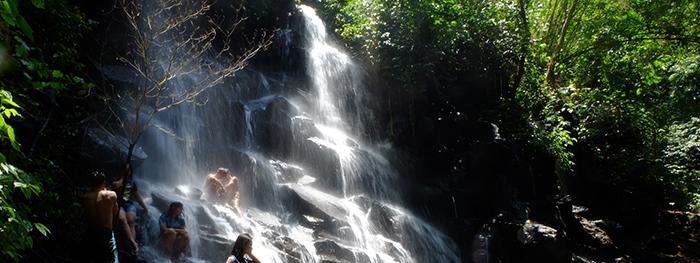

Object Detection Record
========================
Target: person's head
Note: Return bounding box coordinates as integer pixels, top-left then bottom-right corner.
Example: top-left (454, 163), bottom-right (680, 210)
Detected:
top-left (168, 202), bottom-right (184, 217)
top-left (216, 167), bottom-right (230, 177)
top-left (89, 171), bottom-right (106, 189)
top-left (230, 233), bottom-right (253, 257)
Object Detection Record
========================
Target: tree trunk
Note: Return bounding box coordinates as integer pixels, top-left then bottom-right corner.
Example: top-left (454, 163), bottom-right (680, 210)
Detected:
top-left (512, 0), bottom-right (531, 93)
top-left (545, 0), bottom-right (578, 87)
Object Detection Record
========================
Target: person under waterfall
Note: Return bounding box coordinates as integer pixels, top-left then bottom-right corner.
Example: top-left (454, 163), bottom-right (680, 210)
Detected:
top-left (111, 163), bottom-right (149, 256)
top-left (159, 202), bottom-right (190, 260)
top-left (204, 167), bottom-right (242, 214)
top-left (226, 233), bottom-right (262, 263)
top-left (83, 171), bottom-right (119, 263)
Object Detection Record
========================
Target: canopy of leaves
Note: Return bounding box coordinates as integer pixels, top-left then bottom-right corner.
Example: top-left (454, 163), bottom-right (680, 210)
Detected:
top-left (315, 0), bottom-right (700, 211)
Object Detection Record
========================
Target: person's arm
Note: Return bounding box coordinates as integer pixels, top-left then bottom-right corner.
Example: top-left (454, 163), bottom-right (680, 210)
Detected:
top-left (233, 192), bottom-right (242, 215)
top-left (133, 189), bottom-right (148, 215)
top-left (110, 192), bottom-right (118, 215)
top-left (247, 253), bottom-right (261, 263)
top-left (159, 216), bottom-right (169, 233)
top-left (175, 218), bottom-right (187, 234)
top-left (205, 176), bottom-right (225, 196)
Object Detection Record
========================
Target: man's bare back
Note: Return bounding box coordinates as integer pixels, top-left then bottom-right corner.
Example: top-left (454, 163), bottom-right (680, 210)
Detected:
top-left (84, 188), bottom-right (118, 229)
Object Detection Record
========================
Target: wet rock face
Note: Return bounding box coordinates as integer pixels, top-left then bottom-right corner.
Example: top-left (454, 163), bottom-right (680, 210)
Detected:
top-left (263, 230), bottom-right (311, 263)
top-left (516, 220), bottom-right (559, 245)
top-left (314, 240), bottom-right (356, 263)
top-left (84, 128), bottom-right (148, 167)
top-left (367, 201), bottom-right (401, 240)
top-left (269, 160), bottom-right (306, 184)
top-left (258, 96), bottom-right (298, 158)
top-left (199, 232), bottom-right (232, 262)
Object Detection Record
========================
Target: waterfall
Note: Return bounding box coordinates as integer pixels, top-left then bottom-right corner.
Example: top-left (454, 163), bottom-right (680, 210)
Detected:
top-left (131, 4), bottom-right (461, 263)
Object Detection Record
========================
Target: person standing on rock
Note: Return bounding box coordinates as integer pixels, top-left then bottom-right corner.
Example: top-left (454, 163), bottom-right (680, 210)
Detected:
top-left (159, 201), bottom-right (190, 261)
top-left (83, 171), bottom-right (119, 263)
top-left (112, 163), bottom-right (148, 256)
top-left (204, 167), bottom-right (241, 214)
top-left (226, 233), bottom-right (262, 263)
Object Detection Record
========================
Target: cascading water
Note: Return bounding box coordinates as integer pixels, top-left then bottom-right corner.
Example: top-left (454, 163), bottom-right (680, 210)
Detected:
top-left (131, 4), bottom-right (461, 263)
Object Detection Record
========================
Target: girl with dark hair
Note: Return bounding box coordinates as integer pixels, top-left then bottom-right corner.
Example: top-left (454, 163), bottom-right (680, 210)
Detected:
top-left (159, 202), bottom-right (189, 260)
top-left (226, 233), bottom-right (261, 263)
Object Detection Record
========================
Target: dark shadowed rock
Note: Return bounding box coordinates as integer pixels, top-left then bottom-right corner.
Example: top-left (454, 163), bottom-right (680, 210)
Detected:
top-left (258, 96), bottom-right (298, 158)
top-left (85, 128), bottom-right (148, 166)
top-left (199, 232), bottom-right (233, 262)
top-left (368, 201), bottom-right (401, 240)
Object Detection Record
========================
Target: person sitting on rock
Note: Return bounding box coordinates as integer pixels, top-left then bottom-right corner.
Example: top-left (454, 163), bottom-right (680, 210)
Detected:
top-left (226, 233), bottom-right (261, 263)
top-left (83, 171), bottom-right (119, 263)
top-left (204, 167), bottom-right (241, 214)
top-left (159, 201), bottom-right (189, 260)
top-left (111, 163), bottom-right (148, 255)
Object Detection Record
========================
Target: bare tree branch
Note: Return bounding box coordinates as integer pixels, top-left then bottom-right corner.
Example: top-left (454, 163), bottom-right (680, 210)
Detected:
top-left (95, 0), bottom-right (274, 164)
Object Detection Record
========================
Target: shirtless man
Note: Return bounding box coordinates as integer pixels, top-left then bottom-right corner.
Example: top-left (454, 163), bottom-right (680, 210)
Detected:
top-left (84, 171), bottom-right (119, 263)
top-left (203, 167), bottom-right (241, 214)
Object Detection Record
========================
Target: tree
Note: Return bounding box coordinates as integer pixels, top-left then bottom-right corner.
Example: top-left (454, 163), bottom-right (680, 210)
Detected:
top-left (99, 0), bottom-right (272, 164)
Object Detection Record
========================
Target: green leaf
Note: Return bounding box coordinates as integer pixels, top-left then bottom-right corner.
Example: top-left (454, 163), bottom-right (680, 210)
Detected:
top-left (34, 223), bottom-right (50, 237)
top-left (2, 98), bottom-right (20, 108)
top-left (15, 13), bottom-right (32, 40)
top-left (30, 0), bottom-right (44, 9)
top-left (0, 0), bottom-right (18, 26)
top-left (13, 181), bottom-right (27, 189)
top-left (5, 125), bottom-right (19, 151)
top-left (51, 70), bottom-right (64, 79)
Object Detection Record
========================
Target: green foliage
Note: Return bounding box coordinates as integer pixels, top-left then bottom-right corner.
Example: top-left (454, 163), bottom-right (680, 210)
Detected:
top-left (319, 0), bottom-right (700, 209)
top-left (520, 0), bottom-right (699, 208)
top-left (0, 0), bottom-right (91, 260)
top-left (663, 118), bottom-right (700, 211)
top-left (0, 90), bottom-right (48, 261)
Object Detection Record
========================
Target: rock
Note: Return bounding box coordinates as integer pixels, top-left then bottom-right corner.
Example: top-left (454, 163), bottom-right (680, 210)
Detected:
top-left (472, 216), bottom-right (569, 263)
top-left (578, 217), bottom-right (615, 247)
top-left (199, 232), bottom-right (233, 262)
top-left (84, 128), bottom-right (148, 166)
top-left (367, 200), bottom-right (401, 240)
top-left (572, 254), bottom-right (598, 263)
top-left (258, 96), bottom-right (298, 158)
top-left (150, 192), bottom-right (172, 212)
top-left (263, 230), bottom-right (311, 263)
top-left (174, 185), bottom-right (204, 200)
top-left (285, 185), bottom-right (349, 221)
top-left (314, 240), bottom-right (356, 263)
top-left (516, 220), bottom-right (558, 245)
top-left (269, 159), bottom-right (307, 184)
top-left (293, 138), bottom-right (343, 193)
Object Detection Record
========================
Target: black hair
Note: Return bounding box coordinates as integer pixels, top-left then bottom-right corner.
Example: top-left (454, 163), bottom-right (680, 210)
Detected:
top-left (89, 171), bottom-right (106, 188)
top-left (168, 201), bottom-right (183, 216)
top-left (230, 233), bottom-right (253, 258)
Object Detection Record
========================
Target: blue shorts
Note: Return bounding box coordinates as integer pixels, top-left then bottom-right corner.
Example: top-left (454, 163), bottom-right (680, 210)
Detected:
top-left (123, 201), bottom-right (141, 214)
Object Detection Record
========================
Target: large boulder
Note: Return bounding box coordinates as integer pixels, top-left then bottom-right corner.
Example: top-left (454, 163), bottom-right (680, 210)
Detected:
top-left (199, 232), bottom-right (233, 262)
top-left (84, 128), bottom-right (148, 167)
top-left (257, 96), bottom-right (298, 158)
